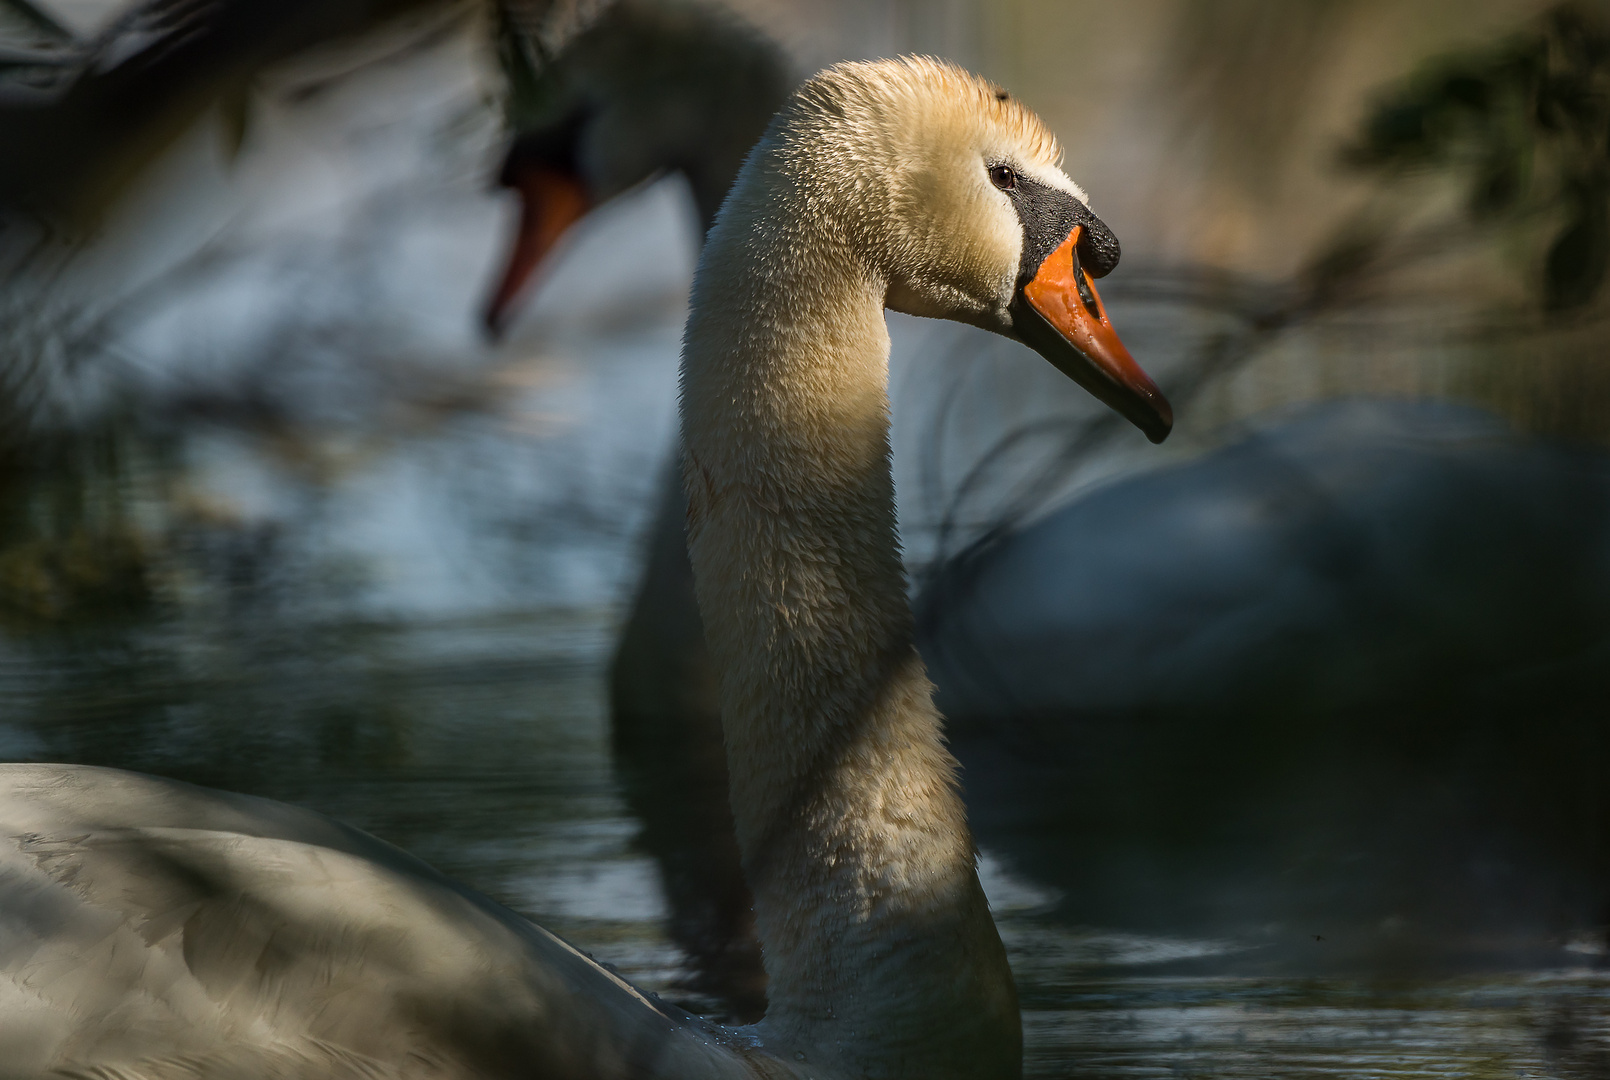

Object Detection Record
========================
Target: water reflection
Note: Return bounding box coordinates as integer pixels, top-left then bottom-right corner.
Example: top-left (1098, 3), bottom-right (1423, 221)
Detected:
top-left (1021, 969), bottom-right (1610, 1078)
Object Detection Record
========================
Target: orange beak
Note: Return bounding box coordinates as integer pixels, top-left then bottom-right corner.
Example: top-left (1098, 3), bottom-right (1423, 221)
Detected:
top-left (1015, 226), bottom-right (1172, 443)
top-left (482, 165), bottom-right (591, 339)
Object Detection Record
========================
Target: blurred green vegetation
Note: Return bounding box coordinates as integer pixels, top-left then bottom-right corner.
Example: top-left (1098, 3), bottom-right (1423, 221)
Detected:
top-left (1349, 3), bottom-right (1610, 311)
top-left (0, 430), bottom-right (158, 630)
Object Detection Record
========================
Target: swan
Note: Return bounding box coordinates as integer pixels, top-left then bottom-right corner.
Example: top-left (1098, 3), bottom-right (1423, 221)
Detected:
top-left (0, 56), bottom-right (1169, 1077)
top-left (0, 0), bottom-right (598, 441)
top-left (923, 396), bottom-right (1610, 958)
top-left (484, 6), bottom-right (1610, 964)
top-left (483, 0), bottom-right (791, 334)
top-left (922, 397), bottom-right (1610, 729)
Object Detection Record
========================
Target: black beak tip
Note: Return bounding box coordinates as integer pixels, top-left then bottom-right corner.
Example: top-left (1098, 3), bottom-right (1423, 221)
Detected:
top-left (1142, 399), bottom-right (1174, 444)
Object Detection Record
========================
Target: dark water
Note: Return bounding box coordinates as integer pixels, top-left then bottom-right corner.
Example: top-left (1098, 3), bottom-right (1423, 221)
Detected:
top-left (12, 606), bottom-right (1610, 1079)
top-left (4, 436), bottom-right (1609, 1078)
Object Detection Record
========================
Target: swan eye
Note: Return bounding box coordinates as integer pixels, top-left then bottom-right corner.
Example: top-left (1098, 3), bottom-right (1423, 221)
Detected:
top-left (988, 164), bottom-right (1017, 192)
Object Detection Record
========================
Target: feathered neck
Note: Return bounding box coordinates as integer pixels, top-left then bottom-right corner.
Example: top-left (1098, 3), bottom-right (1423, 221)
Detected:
top-left (678, 112), bottom-right (1020, 1080)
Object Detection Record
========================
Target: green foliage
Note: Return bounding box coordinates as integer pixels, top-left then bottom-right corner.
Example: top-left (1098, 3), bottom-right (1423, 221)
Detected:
top-left (0, 431), bottom-right (159, 631)
top-left (1347, 4), bottom-right (1610, 309)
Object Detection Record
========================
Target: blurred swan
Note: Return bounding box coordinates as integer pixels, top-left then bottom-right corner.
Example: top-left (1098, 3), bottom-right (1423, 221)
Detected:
top-left (923, 397), bottom-right (1610, 727)
top-left (483, 0), bottom-right (789, 334)
top-left (0, 0), bottom-right (603, 628)
top-left (0, 0), bottom-right (604, 438)
top-left (926, 396), bottom-right (1610, 960)
top-left (482, 0), bottom-right (790, 1013)
top-left (0, 57), bottom-right (1168, 1077)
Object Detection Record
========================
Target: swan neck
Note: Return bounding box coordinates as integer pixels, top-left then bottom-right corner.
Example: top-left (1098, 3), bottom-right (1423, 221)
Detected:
top-left (679, 155), bottom-right (1019, 1079)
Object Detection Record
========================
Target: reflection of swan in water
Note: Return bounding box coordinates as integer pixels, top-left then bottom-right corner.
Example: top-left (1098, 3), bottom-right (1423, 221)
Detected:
top-left (0, 58), bottom-right (1168, 1077)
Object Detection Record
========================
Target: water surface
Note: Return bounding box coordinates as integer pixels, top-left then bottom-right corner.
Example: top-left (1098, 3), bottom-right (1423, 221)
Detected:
top-left (5, 584), bottom-right (1607, 1077)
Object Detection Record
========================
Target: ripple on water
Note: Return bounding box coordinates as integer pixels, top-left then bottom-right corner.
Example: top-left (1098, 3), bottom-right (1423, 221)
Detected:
top-left (1013, 963), bottom-right (1610, 1078)
top-left (4, 573), bottom-right (1608, 1074)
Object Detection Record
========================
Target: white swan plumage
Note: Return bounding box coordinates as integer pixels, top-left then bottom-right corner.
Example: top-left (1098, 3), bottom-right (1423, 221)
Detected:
top-left (0, 56), bottom-right (1169, 1079)
top-left (488, 4), bottom-right (1610, 965)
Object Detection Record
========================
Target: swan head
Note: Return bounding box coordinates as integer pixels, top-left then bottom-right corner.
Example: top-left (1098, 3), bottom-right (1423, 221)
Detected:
top-left (776, 56), bottom-right (1172, 443)
top-left (483, 0), bottom-right (790, 337)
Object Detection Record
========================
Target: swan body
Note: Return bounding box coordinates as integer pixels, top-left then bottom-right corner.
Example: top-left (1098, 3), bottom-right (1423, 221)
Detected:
top-left (0, 764), bottom-right (763, 1079)
top-left (927, 397), bottom-right (1610, 955)
top-left (922, 397), bottom-right (1610, 726)
top-left (0, 57), bottom-right (1168, 1078)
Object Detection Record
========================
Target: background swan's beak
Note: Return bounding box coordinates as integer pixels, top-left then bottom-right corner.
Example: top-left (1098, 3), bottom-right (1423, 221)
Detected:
top-left (1010, 226), bottom-right (1173, 443)
top-left (482, 165), bottom-right (592, 339)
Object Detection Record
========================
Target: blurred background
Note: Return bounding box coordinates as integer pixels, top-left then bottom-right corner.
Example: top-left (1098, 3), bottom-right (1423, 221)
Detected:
top-left (4, 0), bottom-right (1610, 1074)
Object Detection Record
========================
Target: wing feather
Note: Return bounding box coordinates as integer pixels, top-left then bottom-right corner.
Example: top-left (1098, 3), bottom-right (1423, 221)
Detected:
top-left (0, 764), bottom-right (769, 1080)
